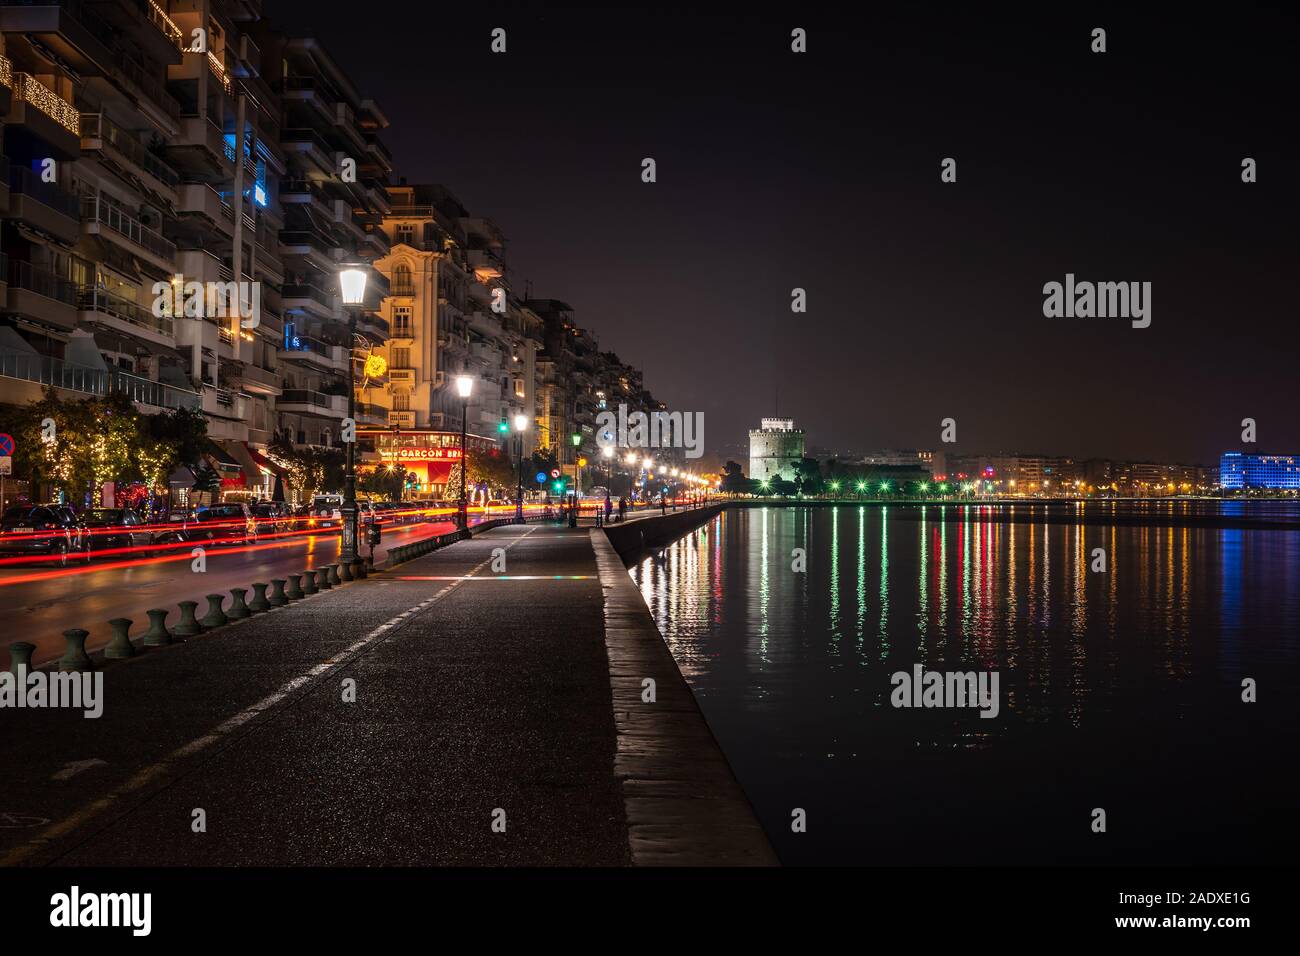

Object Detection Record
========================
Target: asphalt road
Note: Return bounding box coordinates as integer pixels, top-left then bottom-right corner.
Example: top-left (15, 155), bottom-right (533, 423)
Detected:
top-left (0, 524), bottom-right (629, 866)
top-left (0, 515), bottom-right (471, 669)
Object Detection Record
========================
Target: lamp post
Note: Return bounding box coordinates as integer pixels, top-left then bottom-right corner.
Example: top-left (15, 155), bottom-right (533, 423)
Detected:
top-left (338, 266), bottom-right (368, 564)
top-left (456, 375), bottom-right (473, 530)
top-left (514, 413), bottom-right (528, 522)
top-left (569, 432), bottom-right (581, 527)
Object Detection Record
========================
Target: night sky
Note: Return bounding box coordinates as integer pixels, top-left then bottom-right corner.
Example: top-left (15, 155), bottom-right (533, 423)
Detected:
top-left (273, 2), bottom-right (1298, 465)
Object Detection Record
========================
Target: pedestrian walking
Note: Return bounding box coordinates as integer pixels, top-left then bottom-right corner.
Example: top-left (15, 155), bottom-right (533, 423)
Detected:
top-left (618, 496), bottom-right (627, 523)
top-left (604, 494), bottom-right (613, 524)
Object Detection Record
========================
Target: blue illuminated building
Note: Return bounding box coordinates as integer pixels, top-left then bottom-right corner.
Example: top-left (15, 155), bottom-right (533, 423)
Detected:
top-left (1219, 452), bottom-right (1300, 490)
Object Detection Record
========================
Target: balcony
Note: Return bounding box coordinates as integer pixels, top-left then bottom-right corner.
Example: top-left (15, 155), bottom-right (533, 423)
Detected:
top-left (82, 192), bottom-right (176, 267)
top-left (281, 128), bottom-right (337, 177)
top-left (80, 112), bottom-right (180, 189)
top-left (0, 1), bottom-right (114, 77)
top-left (6, 259), bottom-right (78, 329)
top-left (356, 312), bottom-right (389, 342)
top-left (355, 401), bottom-right (387, 425)
top-left (388, 410), bottom-right (415, 429)
top-left (207, 50), bottom-right (232, 94)
top-left (7, 165), bottom-right (81, 243)
top-left (280, 227), bottom-right (342, 273)
top-left (281, 283), bottom-right (340, 321)
top-left (228, 362), bottom-right (282, 397)
top-left (113, 53), bottom-right (182, 126)
top-left (388, 367), bottom-right (415, 386)
top-left (144, 0), bottom-right (182, 52)
top-left (0, 350), bottom-right (199, 410)
top-left (8, 73), bottom-right (80, 157)
top-left (78, 285), bottom-right (175, 346)
top-left (278, 388), bottom-right (345, 418)
top-left (277, 334), bottom-right (346, 372)
top-left (163, 116), bottom-right (230, 182)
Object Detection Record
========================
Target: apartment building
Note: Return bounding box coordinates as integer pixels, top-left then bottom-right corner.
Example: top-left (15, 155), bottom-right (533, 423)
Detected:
top-left (371, 181), bottom-right (538, 496)
top-left (250, 27), bottom-right (391, 455)
top-left (0, 0), bottom-right (292, 497)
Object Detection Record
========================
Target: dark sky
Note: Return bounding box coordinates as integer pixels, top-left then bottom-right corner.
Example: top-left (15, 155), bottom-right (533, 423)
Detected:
top-left (272, 2), bottom-right (1298, 465)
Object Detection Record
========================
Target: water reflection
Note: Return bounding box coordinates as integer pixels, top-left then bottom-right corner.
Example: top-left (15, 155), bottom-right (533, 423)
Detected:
top-left (630, 504), bottom-right (1300, 865)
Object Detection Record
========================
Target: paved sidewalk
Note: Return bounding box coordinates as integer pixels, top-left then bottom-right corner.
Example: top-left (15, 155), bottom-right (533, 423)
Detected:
top-left (0, 525), bottom-right (628, 866)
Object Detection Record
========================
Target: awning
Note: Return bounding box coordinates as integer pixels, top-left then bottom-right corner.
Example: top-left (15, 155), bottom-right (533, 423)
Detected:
top-left (246, 445), bottom-right (288, 478)
top-left (220, 440), bottom-right (264, 490)
top-left (203, 438), bottom-right (242, 471)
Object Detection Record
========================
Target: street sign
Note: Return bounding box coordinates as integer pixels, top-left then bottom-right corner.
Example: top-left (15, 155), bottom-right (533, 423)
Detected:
top-left (0, 457), bottom-right (10, 476)
top-left (0, 433), bottom-right (13, 457)
top-left (535, 472), bottom-right (547, 484)
top-left (550, 469), bottom-right (560, 479)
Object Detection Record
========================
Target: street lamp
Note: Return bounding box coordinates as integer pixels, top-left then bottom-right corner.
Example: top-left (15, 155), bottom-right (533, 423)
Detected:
top-left (513, 413), bottom-right (528, 521)
top-left (456, 374), bottom-right (473, 529)
top-left (569, 432), bottom-right (582, 527)
top-left (338, 265), bottom-right (367, 564)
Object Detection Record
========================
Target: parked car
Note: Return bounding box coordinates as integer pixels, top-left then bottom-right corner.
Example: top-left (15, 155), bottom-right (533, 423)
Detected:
top-left (152, 503), bottom-right (257, 547)
top-left (250, 501), bottom-right (294, 534)
top-left (80, 508), bottom-right (155, 558)
top-left (0, 504), bottom-right (89, 566)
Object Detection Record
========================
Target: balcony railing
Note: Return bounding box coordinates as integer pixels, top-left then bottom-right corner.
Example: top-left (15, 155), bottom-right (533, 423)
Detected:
top-left (7, 165), bottom-right (80, 219)
top-left (0, 351), bottom-right (199, 410)
top-left (389, 283), bottom-right (416, 297)
top-left (280, 388), bottom-right (331, 409)
top-left (281, 283), bottom-right (337, 309)
top-left (281, 334), bottom-right (333, 359)
top-left (81, 112), bottom-right (180, 186)
top-left (7, 259), bottom-right (79, 305)
top-left (78, 285), bottom-right (174, 337)
top-left (114, 53), bottom-right (182, 123)
top-left (13, 73), bottom-right (79, 134)
top-left (145, 0), bottom-right (183, 50)
top-left (208, 51), bottom-right (232, 93)
top-left (82, 193), bottom-right (177, 261)
top-left (0, 53), bottom-right (11, 89)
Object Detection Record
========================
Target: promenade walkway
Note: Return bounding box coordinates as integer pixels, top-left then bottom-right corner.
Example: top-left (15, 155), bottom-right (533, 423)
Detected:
top-left (0, 515), bottom-right (774, 866)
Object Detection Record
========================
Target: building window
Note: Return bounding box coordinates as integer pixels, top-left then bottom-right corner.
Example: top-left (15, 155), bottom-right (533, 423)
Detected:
top-left (393, 306), bottom-right (412, 337)
top-left (393, 263), bottom-right (413, 294)
top-left (396, 224), bottom-right (414, 245)
top-left (393, 393), bottom-right (410, 411)
top-left (392, 346), bottom-right (410, 368)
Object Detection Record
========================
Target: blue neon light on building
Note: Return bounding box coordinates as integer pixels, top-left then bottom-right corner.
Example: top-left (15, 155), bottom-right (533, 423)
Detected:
top-left (1219, 452), bottom-right (1300, 489)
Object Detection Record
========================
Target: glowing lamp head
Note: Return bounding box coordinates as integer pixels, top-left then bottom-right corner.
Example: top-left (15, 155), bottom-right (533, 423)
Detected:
top-left (601, 445), bottom-right (614, 459)
top-left (338, 267), bottom-right (368, 306)
top-left (624, 452), bottom-right (637, 466)
top-left (642, 457), bottom-right (654, 470)
top-left (571, 433), bottom-right (581, 447)
top-left (513, 414), bottom-right (529, 432)
top-left (455, 375), bottom-right (473, 398)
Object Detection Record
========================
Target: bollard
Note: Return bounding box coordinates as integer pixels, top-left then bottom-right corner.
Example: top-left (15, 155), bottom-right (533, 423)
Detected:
top-left (59, 629), bottom-right (94, 672)
top-left (302, 569), bottom-right (318, 594)
top-left (8, 642), bottom-right (36, 674)
top-left (316, 567), bottom-right (333, 590)
top-left (248, 582), bottom-right (271, 612)
top-left (142, 609), bottom-right (172, 647)
top-left (174, 600), bottom-right (202, 637)
top-left (104, 618), bottom-right (135, 659)
top-left (350, 558), bottom-right (366, 579)
top-left (269, 579), bottom-right (288, 607)
top-left (227, 588), bottom-right (251, 620)
top-left (338, 561), bottom-right (353, 582)
top-left (199, 594), bottom-right (227, 628)
top-left (285, 573), bottom-right (304, 600)
top-left (328, 564), bottom-right (342, 587)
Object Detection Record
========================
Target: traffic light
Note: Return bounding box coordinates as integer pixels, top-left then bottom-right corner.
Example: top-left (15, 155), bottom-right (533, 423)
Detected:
top-left (498, 417), bottom-right (508, 434)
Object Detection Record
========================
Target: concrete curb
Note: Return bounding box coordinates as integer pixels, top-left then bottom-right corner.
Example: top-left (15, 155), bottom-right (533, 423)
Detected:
top-left (589, 529), bottom-right (778, 866)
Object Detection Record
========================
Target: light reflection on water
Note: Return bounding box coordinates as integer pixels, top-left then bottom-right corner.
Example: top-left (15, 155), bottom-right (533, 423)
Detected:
top-left (630, 505), bottom-right (1300, 865)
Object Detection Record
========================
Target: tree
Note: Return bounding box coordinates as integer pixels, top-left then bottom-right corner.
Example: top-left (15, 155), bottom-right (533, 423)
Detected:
top-left (792, 457), bottom-right (825, 496)
top-left (720, 460), bottom-right (750, 495)
top-left (359, 466), bottom-right (414, 501)
top-left (446, 447), bottom-right (519, 500)
top-left (268, 435), bottom-right (345, 500)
